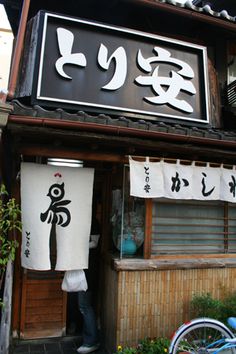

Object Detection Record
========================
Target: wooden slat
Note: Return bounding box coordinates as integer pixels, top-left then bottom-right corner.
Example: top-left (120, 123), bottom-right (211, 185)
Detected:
top-left (151, 199), bottom-right (236, 256)
top-left (11, 180), bottom-right (22, 336)
top-left (18, 144), bottom-right (127, 163)
top-left (227, 79), bottom-right (236, 105)
top-left (152, 245), bottom-right (225, 249)
top-left (112, 255), bottom-right (236, 270)
top-left (27, 298), bottom-right (63, 308)
top-left (19, 272), bottom-right (27, 338)
top-left (153, 222), bottom-right (226, 227)
top-left (153, 216), bottom-right (226, 221)
top-left (115, 267), bottom-right (236, 347)
top-left (62, 291), bottom-right (67, 334)
top-left (26, 278), bottom-right (63, 284)
top-left (144, 199), bottom-right (152, 259)
top-left (27, 270), bottom-right (63, 279)
top-left (153, 231), bottom-right (228, 235)
top-left (25, 321), bottom-right (64, 330)
top-left (19, 272), bottom-right (66, 339)
top-left (26, 289), bottom-right (63, 299)
top-left (25, 313), bottom-right (63, 323)
top-left (26, 306), bottom-right (62, 315)
top-left (22, 328), bottom-right (64, 339)
top-left (152, 237), bottom-right (236, 241)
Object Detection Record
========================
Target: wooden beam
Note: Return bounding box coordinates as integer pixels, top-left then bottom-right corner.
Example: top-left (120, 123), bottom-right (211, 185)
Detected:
top-left (0, 261), bottom-right (14, 352)
top-left (112, 256), bottom-right (236, 271)
top-left (18, 145), bottom-right (127, 163)
top-left (19, 271), bottom-right (27, 338)
top-left (9, 125), bottom-right (236, 164)
top-left (144, 199), bottom-right (152, 259)
top-left (8, 0), bottom-right (31, 99)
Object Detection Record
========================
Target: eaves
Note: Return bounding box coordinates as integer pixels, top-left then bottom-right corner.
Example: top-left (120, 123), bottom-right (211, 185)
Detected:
top-left (123, 0), bottom-right (236, 33)
top-left (7, 100), bottom-right (236, 151)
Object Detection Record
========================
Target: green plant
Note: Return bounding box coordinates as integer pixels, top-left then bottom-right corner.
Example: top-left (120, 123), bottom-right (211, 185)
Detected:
top-left (0, 184), bottom-right (22, 304)
top-left (116, 346), bottom-right (137, 354)
top-left (221, 291), bottom-right (236, 322)
top-left (190, 291), bottom-right (236, 326)
top-left (190, 293), bottom-right (222, 320)
top-left (115, 337), bottom-right (170, 354)
top-left (138, 337), bottom-right (170, 353)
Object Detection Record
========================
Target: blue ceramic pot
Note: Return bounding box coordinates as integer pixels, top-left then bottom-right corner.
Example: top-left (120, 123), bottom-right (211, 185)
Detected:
top-left (121, 234), bottom-right (137, 255)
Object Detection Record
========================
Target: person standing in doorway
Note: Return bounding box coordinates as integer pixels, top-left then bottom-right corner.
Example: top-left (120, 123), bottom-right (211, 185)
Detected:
top-left (77, 203), bottom-right (101, 354)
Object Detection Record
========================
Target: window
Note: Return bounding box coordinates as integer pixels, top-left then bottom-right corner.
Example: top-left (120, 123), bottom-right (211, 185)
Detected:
top-left (227, 41), bottom-right (236, 106)
top-left (227, 203), bottom-right (236, 252)
top-left (111, 166), bottom-right (145, 256)
top-left (111, 165), bottom-right (236, 258)
top-left (150, 199), bottom-right (236, 256)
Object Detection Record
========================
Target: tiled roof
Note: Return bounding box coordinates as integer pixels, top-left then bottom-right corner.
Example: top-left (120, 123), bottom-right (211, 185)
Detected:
top-left (8, 99), bottom-right (236, 143)
top-left (157, 0), bottom-right (236, 23)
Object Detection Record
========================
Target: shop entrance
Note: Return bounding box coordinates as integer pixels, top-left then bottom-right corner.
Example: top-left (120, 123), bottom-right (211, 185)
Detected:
top-left (66, 189), bottom-right (103, 337)
top-left (13, 162), bottom-right (110, 340)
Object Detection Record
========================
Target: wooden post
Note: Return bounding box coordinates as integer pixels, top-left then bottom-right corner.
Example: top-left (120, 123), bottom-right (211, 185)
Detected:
top-left (144, 199), bottom-right (152, 259)
top-left (0, 261), bottom-right (14, 354)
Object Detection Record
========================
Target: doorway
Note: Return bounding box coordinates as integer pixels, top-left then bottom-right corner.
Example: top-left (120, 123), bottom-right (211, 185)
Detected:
top-left (66, 168), bottom-right (105, 337)
top-left (13, 160), bottom-right (111, 340)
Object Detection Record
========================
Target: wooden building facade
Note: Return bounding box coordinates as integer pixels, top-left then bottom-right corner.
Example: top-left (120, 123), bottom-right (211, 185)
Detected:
top-left (1, 0), bottom-right (236, 352)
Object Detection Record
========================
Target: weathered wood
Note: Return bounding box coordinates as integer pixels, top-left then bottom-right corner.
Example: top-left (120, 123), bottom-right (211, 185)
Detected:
top-left (104, 264), bottom-right (236, 347)
top-left (144, 199), bottom-right (152, 259)
top-left (15, 15), bottom-right (40, 98)
top-left (19, 271), bottom-right (27, 339)
top-left (20, 328), bottom-right (64, 339)
top-left (11, 182), bottom-right (22, 338)
top-left (12, 137), bottom-right (236, 165)
top-left (0, 261), bottom-right (14, 354)
top-left (19, 272), bottom-right (66, 339)
top-left (17, 143), bottom-right (127, 163)
top-left (24, 321), bottom-right (64, 330)
top-left (112, 256), bottom-right (236, 271)
top-left (26, 299), bottom-right (63, 308)
top-left (26, 287), bottom-right (62, 298)
top-left (25, 313), bottom-right (64, 323)
top-left (208, 58), bottom-right (221, 128)
top-left (26, 307), bottom-right (62, 315)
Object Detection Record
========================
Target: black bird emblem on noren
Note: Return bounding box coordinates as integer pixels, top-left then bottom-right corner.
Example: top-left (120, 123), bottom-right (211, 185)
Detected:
top-left (40, 182), bottom-right (71, 227)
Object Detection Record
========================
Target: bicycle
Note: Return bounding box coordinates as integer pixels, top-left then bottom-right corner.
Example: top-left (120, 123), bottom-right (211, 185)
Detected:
top-left (169, 317), bottom-right (236, 354)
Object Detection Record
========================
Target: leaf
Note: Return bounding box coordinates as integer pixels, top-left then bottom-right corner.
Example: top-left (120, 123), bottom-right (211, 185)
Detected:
top-left (0, 184), bottom-right (22, 289)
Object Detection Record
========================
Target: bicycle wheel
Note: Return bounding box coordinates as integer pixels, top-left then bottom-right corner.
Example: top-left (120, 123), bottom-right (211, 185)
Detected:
top-left (169, 318), bottom-right (236, 354)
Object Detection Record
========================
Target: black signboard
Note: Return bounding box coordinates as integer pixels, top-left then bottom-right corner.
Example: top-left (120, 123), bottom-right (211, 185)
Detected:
top-left (30, 12), bottom-right (210, 124)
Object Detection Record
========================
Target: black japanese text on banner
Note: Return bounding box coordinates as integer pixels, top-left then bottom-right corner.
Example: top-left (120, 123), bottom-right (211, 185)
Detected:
top-left (129, 157), bottom-right (164, 198)
top-left (21, 163), bottom-right (94, 271)
top-left (129, 157), bottom-right (236, 202)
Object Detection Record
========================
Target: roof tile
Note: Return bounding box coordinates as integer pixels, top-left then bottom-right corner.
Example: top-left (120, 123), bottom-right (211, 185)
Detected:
top-left (158, 0), bottom-right (236, 22)
top-left (8, 99), bottom-right (236, 143)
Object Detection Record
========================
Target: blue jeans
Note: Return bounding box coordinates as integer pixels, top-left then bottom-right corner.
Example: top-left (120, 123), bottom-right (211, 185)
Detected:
top-left (78, 290), bottom-right (99, 346)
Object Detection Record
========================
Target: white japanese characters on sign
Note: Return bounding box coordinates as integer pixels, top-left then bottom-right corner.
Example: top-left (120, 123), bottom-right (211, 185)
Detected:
top-left (55, 28), bottom-right (196, 114)
top-left (135, 47), bottom-right (196, 113)
top-left (34, 12), bottom-right (209, 123)
top-left (55, 27), bottom-right (87, 79)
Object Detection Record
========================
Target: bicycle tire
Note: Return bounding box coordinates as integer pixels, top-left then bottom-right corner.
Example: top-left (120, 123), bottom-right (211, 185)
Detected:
top-left (169, 318), bottom-right (236, 354)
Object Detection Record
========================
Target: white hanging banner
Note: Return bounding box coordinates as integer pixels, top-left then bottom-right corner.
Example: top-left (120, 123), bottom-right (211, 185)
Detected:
top-left (129, 156), bottom-right (164, 198)
top-left (129, 157), bottom-right (236, 202)
top-left (163, 160), bottom-right (193, 199)
top-left (21, 163), bottom-right (94, 271)
top-left (220, 166), bottom-right (236, 203)
top-left (192, 163), bottom-right (221, 200)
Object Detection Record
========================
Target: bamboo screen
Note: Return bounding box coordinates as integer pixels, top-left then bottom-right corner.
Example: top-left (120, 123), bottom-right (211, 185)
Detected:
top-left (151, 199), bottom-right (236, 255)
